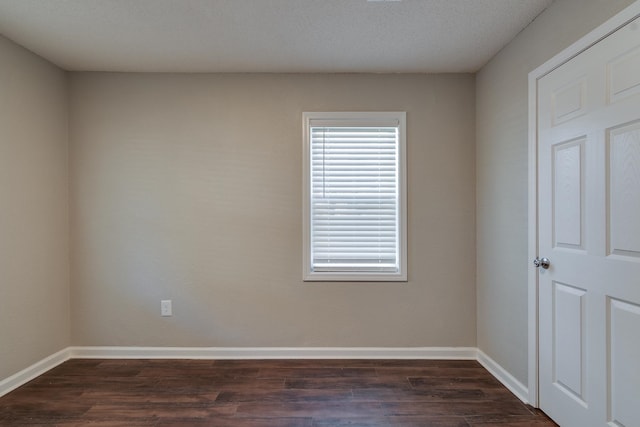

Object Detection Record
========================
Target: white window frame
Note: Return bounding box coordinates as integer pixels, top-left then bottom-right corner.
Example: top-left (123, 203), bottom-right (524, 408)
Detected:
top-left (302, 111), bottom-right (407, 282)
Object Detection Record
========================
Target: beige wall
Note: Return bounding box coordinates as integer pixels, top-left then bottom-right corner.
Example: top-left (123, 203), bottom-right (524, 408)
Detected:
top-left (0, 36), bottom-right (69, 380)
top-left (69, 73), bottom-right (476, 347)
top-left (475, 0), bottom-right (635, 385)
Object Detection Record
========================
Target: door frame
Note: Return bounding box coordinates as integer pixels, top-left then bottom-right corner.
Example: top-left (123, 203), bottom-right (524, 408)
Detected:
top-left (527, 1), bottom-right (640, 407)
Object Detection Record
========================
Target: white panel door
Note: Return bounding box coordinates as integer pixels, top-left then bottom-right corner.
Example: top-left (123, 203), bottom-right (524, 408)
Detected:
top-left (537, 16), bottom-right (640, 427)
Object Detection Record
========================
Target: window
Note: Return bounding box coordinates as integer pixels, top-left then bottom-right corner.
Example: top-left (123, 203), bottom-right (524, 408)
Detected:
top-left (302, 112), bottom-right (407, 281)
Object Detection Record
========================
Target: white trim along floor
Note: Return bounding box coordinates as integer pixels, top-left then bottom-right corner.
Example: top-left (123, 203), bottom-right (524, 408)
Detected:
top-left (0, 346), bottom-right (528, 405)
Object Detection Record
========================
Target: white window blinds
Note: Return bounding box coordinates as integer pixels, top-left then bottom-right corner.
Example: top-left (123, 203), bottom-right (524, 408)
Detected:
top-left (303, 112), bottom-right (406, 281)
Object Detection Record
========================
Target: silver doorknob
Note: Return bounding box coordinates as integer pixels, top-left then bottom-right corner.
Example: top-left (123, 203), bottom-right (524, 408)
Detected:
top-left (533, 257), bottom-right (550, 269)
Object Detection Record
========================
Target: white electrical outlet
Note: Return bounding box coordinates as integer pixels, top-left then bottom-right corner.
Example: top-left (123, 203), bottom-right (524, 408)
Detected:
top-left (161, 300), bottom-right (172, 316)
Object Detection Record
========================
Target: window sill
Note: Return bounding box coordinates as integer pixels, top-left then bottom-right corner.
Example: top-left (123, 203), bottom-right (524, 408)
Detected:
top-left (303, 271), bottom-right (407, 282)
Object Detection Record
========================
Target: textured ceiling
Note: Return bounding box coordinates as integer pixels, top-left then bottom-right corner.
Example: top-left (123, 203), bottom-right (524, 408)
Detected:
top-left (0, 0), bottom-right (553, 73)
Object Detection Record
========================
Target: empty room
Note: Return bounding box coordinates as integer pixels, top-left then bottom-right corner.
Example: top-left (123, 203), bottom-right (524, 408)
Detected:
top-left (1, 0), bottom-right (639, 426)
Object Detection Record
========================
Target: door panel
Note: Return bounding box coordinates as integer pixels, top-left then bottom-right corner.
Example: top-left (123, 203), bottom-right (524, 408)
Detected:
top-left (607, 46), bottom-right (640, 104)
top-left (552, 78), bottom-right (587, 125)
top-left (553, 282), bottom-right (587, 403)
top-left (553, 139), bottom-right (585, 249)
top-left (538, 16), bottom-right (640, 427)
top-left (608, 122), bottom-right (640, 257)
top-left (609, 298), bottom-right (640, 427)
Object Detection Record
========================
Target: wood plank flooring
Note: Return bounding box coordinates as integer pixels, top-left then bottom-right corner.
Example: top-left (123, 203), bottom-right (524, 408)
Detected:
top-left (0, 359), bottom-right (557, 426)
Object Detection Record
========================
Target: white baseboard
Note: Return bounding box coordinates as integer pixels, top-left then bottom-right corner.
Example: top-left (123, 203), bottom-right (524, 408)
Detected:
top-left (1, 346), bottom-right (530, 406)
top-left (0, 348), bottom-right (71, 397)
top-left (477, 349), bottom-right (529, 404)
top-left (68, 346), bottom-right (478, 360)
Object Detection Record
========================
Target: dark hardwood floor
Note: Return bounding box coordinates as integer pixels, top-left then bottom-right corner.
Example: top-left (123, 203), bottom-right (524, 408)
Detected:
top-left (0, 359), bottom-right (557, 426)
